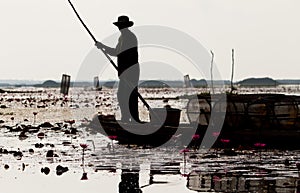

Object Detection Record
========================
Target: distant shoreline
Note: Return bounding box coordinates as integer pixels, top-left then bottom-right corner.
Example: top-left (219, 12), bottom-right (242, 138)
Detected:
top-left (1, 78), bottom-right (300, 88)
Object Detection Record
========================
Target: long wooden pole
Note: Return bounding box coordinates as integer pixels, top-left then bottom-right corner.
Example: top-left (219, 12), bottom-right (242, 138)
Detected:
top-left (67, 0), bottom-right (151, 110)
top-left (68, 0), bottom-right (117, 70)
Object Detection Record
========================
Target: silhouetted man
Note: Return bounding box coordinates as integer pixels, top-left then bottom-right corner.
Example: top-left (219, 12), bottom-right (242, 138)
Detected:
top-left (96, 15), bottom-right (140, 123)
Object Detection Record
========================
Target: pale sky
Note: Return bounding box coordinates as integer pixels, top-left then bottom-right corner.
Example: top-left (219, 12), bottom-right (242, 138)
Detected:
top-left (0, 0), bottom-right (300, 81)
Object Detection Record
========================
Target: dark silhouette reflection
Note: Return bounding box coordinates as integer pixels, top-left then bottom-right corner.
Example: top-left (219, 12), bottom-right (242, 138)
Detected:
top-left (96, 15), bottom-right (140, 123)
top-left (119, 169), bottom-right (142, 193)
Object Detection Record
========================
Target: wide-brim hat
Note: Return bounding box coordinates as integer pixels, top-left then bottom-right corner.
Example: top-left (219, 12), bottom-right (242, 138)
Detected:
top-left (113, 15), bottom-right (134, 28)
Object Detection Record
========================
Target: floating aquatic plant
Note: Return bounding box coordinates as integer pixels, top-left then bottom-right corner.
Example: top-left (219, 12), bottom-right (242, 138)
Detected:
top-left (192, 134), bottom-right (200, 140)
top-left (80, 143), bottom-right (88, 180)
top-left (108, 136), bottom-right (117, 152)
top-left (33, 112), bottom-right (38, 125)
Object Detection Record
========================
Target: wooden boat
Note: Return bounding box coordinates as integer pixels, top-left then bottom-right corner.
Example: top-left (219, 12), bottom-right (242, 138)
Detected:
top-left (87, 108), bottom-right (197, 147)
top-left (87, 93), bottom-right (300, 149)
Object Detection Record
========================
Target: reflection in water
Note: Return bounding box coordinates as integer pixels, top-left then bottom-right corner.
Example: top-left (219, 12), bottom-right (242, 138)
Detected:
top-left (119, 169), bottom-right (142, 193)
top-left (117, 162), bottom-right (181, 192)
top-left (187, 168), bottom-right (300, 192)
top-left (93, 148), bottom-right (300, 193)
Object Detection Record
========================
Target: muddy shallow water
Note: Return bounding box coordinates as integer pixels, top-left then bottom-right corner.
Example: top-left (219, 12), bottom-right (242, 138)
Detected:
top-left (0, 87), bottom-right (299, 193)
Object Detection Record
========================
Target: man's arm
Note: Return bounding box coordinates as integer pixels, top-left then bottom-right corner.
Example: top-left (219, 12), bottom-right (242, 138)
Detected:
top-left (95, 41), bottom-right (117, 56)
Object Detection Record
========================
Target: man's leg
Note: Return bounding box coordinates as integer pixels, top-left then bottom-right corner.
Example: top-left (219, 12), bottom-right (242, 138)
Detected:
top-left (129, 87), bottom-right (140, 122)
top-left (118, 79), bottom-right (130, 122)
top-left (119, 64), bottom-right (140, 122)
